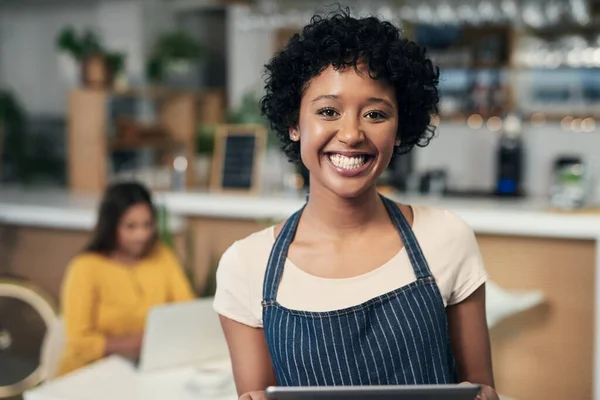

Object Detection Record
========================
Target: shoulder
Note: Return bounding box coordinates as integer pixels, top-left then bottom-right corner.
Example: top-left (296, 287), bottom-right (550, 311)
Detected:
top-left (412, 204), bottom-right (476, 244)
top-left (410, 204), bottom-right (487, 306)
top-left (215, 225), bottom-right (274, 297)
top-left (64, 253), bottom-right (105, 284)
top-left (68, 252), bottom-right (104, 272)
top-left (219, 226), bottom-right (275, 270)
top-left (214, 226), bottom-right (274, 327)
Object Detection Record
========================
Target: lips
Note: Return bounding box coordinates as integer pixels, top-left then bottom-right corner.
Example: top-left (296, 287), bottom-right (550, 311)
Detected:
top-left (324, 151), bottom-right (375, 178)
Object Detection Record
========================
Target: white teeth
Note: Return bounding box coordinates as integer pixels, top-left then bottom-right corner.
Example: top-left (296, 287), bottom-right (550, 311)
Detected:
top-left (328, 154), bottom-right (367, 170)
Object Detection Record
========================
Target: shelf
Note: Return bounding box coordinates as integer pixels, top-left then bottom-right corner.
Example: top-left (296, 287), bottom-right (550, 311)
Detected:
top-left (438, 111), bottom-right (600, 121)
top-left (438, 112), bottom-right (506, 120)
top-left (109, 86), bottom-right (198, 100)
top-left (522, 22), bottom-right (600, 38)
top-left (512, 65), bottom-right (600, 71)
top-left (108, 136), bottom-right (183, 151)
top-left (523, 112), bottom-right (600, 121)
top-left (438, 63), bottom-right (509, 70)
top-left (68, 89), bottom-right (197, 193)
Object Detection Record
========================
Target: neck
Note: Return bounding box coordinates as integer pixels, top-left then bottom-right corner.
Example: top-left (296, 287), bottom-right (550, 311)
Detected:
top-left (110, 250), bottom-right (139, 266)
top-left (302, 184), bottom-right (385, 237)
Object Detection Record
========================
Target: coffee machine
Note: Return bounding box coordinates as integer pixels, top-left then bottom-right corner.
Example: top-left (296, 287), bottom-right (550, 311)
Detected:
top-left (495, 113), bottom-right (524, 197)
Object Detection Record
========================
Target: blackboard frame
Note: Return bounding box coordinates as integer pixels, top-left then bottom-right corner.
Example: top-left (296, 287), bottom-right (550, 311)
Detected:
top-left (210, 124), bottom-right (267, 194)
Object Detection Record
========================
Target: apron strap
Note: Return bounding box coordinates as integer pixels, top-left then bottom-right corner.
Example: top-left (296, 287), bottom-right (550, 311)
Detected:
top-left (381, 196), bottom-right (433, 280)
top-left (262, 206), bottom-right (304, 303)
top-left (262, 195), bottom-right (432, 303)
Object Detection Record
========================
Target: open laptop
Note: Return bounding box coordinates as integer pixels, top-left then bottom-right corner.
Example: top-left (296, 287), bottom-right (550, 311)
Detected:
top-left (266, 384), bottom-right (481, 400)
top-left (138, 297), bottom-right (230, 372)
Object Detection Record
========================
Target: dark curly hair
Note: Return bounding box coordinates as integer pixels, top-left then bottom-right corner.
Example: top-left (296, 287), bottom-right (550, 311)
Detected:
top-left (260, 8), bottom-right (440, 163)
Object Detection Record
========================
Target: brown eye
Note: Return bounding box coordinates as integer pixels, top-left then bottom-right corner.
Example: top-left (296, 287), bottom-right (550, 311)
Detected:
top-left (365, 111), bottom-right (387, 120)
top-left (317, 108), bottom-right (339, 118)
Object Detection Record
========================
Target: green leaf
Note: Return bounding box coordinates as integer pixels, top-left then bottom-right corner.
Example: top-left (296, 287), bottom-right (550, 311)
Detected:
top-left (201, 256), bottom-right (219, 298)
top-left (146, 56), bottom-right (166, 83)
top-left (56, 27), bottom-right (80, 55)
top-left (105, 52), bottom-right (126, 75)
top-left (156, 203), bottom-right (174, 249)
top-left (196, 124), bottom-right (216, 155)
top-left (154, 30), bottom-right (204, 61)
top-left (55, 27), bottom-right (105, 61)
top-left (80, 30), bottom-right (103, 56)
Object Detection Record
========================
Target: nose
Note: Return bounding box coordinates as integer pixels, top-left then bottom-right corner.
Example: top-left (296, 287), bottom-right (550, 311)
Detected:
top-left (134, 226), bottom-right (152, 242)
top-left (335, 117), bottom-right (364, 147)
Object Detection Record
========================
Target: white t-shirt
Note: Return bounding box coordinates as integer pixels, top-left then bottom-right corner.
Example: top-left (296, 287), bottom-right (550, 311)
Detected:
top-left (213, 205), bottom-right (488, 328)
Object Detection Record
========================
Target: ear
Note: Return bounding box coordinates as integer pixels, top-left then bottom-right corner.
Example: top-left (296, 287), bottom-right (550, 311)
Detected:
top-left (289, 126), bottom-right (300, 142)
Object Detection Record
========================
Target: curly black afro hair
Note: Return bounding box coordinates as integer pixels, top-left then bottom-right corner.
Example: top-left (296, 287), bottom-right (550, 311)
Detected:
top-left (260, 8), bottom-right (440, 163)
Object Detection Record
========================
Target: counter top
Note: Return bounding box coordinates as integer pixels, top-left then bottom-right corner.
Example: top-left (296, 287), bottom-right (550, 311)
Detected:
top-left (1, 187), bottom-right (600, 239)
top-left (0, 188), bottom-right (185, 232)
top-left (163, 191), bottom-right (600, 240)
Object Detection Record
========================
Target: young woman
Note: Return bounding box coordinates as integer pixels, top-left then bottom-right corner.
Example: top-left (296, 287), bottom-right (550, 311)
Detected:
top-left (214, 10), bottom-right (498, 400)
top-left (58, 182), bottom-right (194, 376)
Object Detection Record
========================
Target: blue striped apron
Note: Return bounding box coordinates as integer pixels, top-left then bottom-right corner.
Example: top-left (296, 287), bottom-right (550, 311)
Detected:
top-left (262, 195), bottom-right (458, 386)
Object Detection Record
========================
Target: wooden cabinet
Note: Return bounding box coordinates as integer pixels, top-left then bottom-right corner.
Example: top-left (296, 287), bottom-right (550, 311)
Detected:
top-left (479, 234), bottom-right (595, 400)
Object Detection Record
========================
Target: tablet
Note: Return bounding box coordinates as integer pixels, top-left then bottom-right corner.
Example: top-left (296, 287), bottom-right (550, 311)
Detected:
top-left (265, 384), bottom-right (481, 400)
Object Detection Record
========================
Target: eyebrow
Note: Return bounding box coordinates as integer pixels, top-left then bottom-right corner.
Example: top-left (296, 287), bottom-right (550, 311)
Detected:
top-left (310, 94), bottom-right (395, 109)
top-left (366, 97), bottom-right (395, 109)
top-left (311, 94), bottom-right (340, 103)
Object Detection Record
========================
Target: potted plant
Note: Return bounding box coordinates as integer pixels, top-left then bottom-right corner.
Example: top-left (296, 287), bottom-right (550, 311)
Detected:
top-left (55, 27), bottom-right (83, 86)
top-left (194, 124), bottom-right (216, 187)
top-left (146, 30), bottom-right (204, 87)
top-left (226, 91), bottom-right (281, 147)
top-left (55, 27), bottom-right (126, 89)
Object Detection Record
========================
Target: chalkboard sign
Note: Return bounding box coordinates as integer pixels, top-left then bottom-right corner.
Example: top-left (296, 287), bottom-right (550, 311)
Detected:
top-left (210, 125), bottom-right (266, 194)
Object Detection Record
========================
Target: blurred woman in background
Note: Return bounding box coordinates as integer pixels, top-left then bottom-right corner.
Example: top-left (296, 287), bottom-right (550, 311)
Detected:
top-left (57, 181), bottom-right (194, 376)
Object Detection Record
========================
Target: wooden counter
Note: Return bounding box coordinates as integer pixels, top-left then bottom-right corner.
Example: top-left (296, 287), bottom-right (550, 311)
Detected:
top-left (480, 235), bottom-right (595, 400)
top-left (0, 190), bottom-right (186, 302)
top-left (2, 189), bottom-right (600, 399)
top-left (0, 225), bottom-right (186, 302)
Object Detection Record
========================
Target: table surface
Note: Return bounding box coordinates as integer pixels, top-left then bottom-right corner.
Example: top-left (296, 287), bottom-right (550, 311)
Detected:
top-left (24, 356), bottom-right (238, 400)
top-left (23, 355), bottom-right (521, 400)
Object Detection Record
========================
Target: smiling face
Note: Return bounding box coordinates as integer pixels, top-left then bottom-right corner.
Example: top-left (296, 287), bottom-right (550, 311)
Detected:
top-left (290, 63), bottom-right (399, 199)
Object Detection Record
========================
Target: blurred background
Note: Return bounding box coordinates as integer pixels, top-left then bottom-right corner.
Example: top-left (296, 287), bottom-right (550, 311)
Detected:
top-left (1, 0), bottom-right (600, 199)
top-left (2, 0), bottom-right (600, 399)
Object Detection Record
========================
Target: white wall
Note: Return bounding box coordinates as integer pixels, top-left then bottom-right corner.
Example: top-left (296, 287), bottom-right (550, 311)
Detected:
top-left (0, 0), bottom-right (250, 113)
top-left (96, 1), bottom-right (147, 85)
top-left (226, 5), bottom-right (275, 109)
top-left (0, 0), bottom-right (174, 115)
top-left (142, 0), bottom-right (177, 71)
top-left (0, 0), bottom-right (98, 115)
